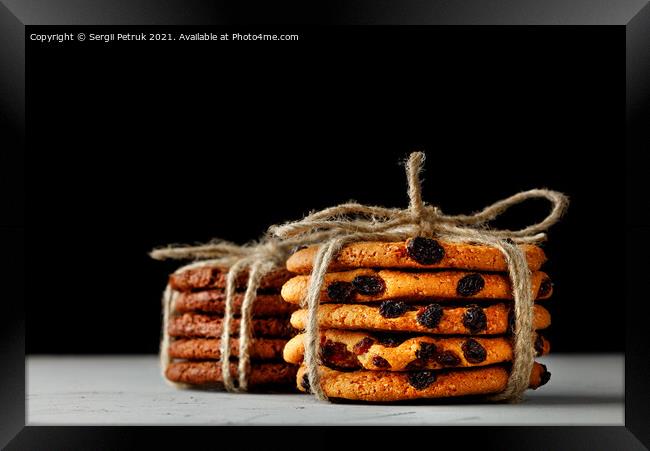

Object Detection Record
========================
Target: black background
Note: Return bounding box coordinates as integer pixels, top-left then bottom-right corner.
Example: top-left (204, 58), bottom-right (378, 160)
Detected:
top-left (26, 26), bottom-right (622, 354)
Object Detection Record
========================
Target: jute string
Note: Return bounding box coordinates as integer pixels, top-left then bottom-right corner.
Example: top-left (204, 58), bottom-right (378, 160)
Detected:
top-left (270, 152), bottom-right (568, 402)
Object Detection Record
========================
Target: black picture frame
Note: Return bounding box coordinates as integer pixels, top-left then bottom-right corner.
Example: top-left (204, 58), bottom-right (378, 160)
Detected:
top-left (1, 1), bottom-right (648, 449)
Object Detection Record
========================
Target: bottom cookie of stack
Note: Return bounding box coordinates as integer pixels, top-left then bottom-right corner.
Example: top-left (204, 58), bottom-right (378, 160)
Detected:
top-left (167, 361), bottom-right (297, 388)
top-left (296, 362), bottom-right (550, 402)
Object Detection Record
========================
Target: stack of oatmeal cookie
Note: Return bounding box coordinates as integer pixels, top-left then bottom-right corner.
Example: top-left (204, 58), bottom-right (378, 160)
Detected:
top-left (163, 264), bottom-right (299, 389)
top-left (282, 237), bottom-right (552, 401)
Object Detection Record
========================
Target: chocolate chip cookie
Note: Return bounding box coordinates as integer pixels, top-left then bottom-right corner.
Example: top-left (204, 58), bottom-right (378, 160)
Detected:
top-left (284, 329), bottom-right (550, 371)
top-left (296, 362), bottom-right (551, 401)
top-left (289, 303), bottom-right (551, 335)
top-left (287, 238), bottom-right (546, 274)
top-left (281, 269), bottom-right (552, 304)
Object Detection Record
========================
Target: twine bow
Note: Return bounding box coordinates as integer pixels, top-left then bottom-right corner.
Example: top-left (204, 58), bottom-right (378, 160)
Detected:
top-left (152, 239), bottom-right (299, 391)
top-left (270, 152), bottom-right (569, 402)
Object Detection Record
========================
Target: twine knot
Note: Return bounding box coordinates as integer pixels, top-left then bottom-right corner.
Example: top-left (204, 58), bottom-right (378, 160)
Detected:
top-left (271, 153), bottom-right (568, 246)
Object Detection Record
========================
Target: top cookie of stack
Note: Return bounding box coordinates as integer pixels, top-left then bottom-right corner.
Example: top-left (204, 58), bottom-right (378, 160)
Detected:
top-left (281, 237), bottom-right (552, 402)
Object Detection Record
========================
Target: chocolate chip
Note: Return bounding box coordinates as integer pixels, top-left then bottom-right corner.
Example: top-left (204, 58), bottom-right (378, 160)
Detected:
top-left (379, 300), bottom-right (409, 318)
top-left (326, 281), bottom-right (355, 302)
top-left (504, 238), bottom-right (515, 244)
top-left (456, 273), bottom-right (485, 297)
top-left (406, 237), bottom-right (445, 264)
top-left (534, 335), bottom-right (545, 357)
top-left (352, 275), bottom-right (386, 295)
top-left (436, 350), bottom-right (461, 366)
top-left (462, 338), bottom-right (487, 363)
top-left (320, 340), bottom-right (345, 361)
top-left (374, 333), bottom-right (411, 347)
top-left (463, 305), bottom-right (487, 333)
top-left (538, 277), bottom-right (553, 298)
top-left (415, 342), bottom-right (437, 361)
top-left (320, 340), bottom-right (358, 369)
top-left (539, 364), bottom-right (551, 387)
top-left (372, 355), bottom-right (391, 368)
top-left (405, 359), bottom-right (425, 370)
top-left (352, 337), bottom-right (375, 355)
top-left (416, 303), bottom-right (443, 328)
top-left (407, 371), bottom-right (437, 390)
top-left (301, 373), bottom-right (311, 392)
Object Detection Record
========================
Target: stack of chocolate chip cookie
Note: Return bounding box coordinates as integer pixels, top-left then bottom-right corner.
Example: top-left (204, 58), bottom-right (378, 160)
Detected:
top-left (164, 264), bottom-right (299, 389)
top-left (281, 237), bottom-right (553, 402)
